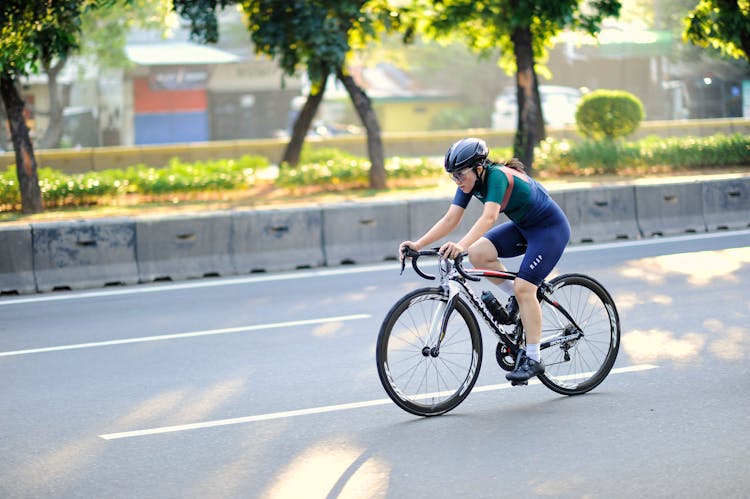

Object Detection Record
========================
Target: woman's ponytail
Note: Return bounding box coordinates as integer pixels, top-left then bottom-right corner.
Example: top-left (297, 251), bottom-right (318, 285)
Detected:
top-left (503, 158), bottom-right (526, 173)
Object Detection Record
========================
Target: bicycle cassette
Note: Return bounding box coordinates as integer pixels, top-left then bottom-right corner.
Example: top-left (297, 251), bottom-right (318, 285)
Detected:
top-left (495, 343), bottom-right (516, 371)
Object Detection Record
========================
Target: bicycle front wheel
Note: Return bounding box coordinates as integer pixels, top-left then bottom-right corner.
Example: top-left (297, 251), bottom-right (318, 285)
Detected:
top-left (538, 274), bottom-right (620, 395)
top-left (376, 287), bottom-right (482, 416)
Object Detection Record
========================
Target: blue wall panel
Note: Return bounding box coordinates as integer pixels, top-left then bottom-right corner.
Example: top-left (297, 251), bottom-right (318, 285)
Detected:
top-left (135, 112), bottom-right (209, 145)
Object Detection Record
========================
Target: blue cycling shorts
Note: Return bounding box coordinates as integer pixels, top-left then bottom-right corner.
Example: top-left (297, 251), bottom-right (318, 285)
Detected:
top-left (483, 201), bottom-right (570, 286)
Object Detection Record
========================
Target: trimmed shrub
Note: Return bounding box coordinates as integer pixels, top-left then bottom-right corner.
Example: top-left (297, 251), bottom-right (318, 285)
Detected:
top-left (575, 90), bottom-right (645, 140)
top-left (534, 133), bottom-right (750, 176)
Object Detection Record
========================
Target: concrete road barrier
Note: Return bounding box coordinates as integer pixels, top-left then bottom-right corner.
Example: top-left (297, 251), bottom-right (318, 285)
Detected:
top-left (322, 201), bottom-right (410, 265)
top-left (2, 175), bottom-right (749, 295)
top-left (408, 196), bottom-right (501, 249)
top-left (32, 219), bottom-right (138, 292)
top-left (635, 183), bottom-right (706, 237)
top-left (562, 186), bottom-right (641, 243)
top-left (702, 177), bottom-right (750, 231)
top-left (407, 197), bottom-right (449, 240)
top-left (0, 224), bottom-right (36, 294)
top-left (136, 213), bottom-right (234, 282)
top-left (232, 207), bottom-right (325, 273)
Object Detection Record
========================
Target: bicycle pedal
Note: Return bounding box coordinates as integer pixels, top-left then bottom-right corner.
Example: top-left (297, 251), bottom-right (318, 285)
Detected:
top-left (510, 380), bottom-right (528, 387)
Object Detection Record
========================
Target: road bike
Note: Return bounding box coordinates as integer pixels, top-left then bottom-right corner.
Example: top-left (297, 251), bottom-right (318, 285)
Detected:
top-left (376, 248), bottom-right (621, 416)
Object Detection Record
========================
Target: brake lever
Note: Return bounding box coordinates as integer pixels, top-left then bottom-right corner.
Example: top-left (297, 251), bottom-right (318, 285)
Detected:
top-left (454, 252), bottom-right (481, 282)
top-left (400, 247), bottom-right (420, 276)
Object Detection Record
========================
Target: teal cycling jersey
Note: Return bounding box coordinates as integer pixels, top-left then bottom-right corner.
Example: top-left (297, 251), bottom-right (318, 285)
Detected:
top-left (452, 163), bottom-right (551, 225)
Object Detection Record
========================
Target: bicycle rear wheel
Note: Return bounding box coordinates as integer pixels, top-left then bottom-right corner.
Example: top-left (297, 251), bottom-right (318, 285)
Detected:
top-left (376, 287), bottom-right (482, 416)
top-left (538, 274), bottom-right (620, 395)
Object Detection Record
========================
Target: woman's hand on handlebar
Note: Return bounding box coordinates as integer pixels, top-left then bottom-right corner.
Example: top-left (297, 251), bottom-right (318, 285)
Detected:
top-left (439, 241), bottom-right (465, 260)
top-left (399, 241), bottom-right (420, 262)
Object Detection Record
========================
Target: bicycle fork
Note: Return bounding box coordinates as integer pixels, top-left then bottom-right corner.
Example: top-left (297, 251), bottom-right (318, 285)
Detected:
top-left (422, 282), bottom-right (461, 357)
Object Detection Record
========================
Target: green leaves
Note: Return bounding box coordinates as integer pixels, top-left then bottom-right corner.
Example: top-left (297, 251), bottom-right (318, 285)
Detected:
top-left (0, 155), bottom-right (270, 209)
top-left (173, 0), bottom-right (236, 43)
top-left (534, 133), bottom-right (749, 175)
top-left (684, 0), bottom-right (750, 62)
top-left (420, 0), bottom-right (622, 73)
top-left (0, 0), bottom-right (92, 76)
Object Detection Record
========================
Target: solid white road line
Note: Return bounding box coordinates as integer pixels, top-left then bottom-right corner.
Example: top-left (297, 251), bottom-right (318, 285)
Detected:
top-left (0, 314), bottom-right (370, 358)
top-left (2, 230), bottom-right (748, 307)
top-left (99, 364), bottom-right (659, 440)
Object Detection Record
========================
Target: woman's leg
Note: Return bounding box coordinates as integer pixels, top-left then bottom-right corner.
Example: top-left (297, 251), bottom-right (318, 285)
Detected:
top-left (469, 222), bottom-right (526, 287)
top-left (468, 237), bottom-right (505, 286)
top-left (507, 209), bottom-right (570, 381)
top-left (514, 277), bottom-right (541, 345)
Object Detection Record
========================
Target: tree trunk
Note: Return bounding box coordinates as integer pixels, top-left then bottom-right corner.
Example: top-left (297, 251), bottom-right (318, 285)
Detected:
top-left (38, 58), bottom-right (67, 150)
top-left (511, 25), bottom-right (545, 175)
top-left (281, 77), bottom-right (328, 166)
top-left (0, 98), bottom-right (9, 152)
top-left (336, 68), bottom-right (386, 190)
top-left (1, 75), bottom-right (43, 213)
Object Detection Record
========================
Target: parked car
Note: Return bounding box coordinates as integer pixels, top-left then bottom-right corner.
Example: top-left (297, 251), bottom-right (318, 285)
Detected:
top-left (491, 85), bottom-right (584, 130)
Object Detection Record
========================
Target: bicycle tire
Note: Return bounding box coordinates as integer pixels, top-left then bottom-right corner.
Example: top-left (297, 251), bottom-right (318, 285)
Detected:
top-left (376, 287), bottom-right (482, 416)
top-left (537, 273), bottom-right (620, 395)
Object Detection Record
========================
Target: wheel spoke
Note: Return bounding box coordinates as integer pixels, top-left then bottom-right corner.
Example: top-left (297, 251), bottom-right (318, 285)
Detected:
top-left (538, 275), bottom-right (620, 395)
top-left (376, 289), bottom-right (482, 416)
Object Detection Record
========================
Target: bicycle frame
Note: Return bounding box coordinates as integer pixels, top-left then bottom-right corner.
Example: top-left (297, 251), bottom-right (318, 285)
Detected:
top-left (404, 249), bottom-right (585, 358)
top-left (379, 248), bottom-right (621, 414)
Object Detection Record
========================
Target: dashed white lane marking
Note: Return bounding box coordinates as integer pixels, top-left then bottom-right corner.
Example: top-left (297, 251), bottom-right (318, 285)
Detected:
top-left (99, 364), bottom-right (659, 440)
top-left (0, 314), bottom-right (370, 357)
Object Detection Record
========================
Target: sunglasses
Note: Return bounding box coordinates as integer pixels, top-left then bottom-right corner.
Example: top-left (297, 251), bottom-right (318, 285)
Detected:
top-left (450, 168), bottom-right (472, 183)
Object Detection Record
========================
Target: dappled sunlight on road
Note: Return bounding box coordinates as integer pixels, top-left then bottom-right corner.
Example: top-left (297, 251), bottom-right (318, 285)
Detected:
top-left (704, 319), bottom-right (748, 361)
top-left (619, 247), bottom-right (750, 286)
top-left (262, 441), bottom-right (390, 499)
top-left (623, 322), bottom-right (749, 364)
top-left (114, 389), bottom-right (187, 428)
top-left (4, 437), bottom-right (102, 496)
top-left (619, 246), bottom-right (750, 364)
top-left (187, 424), bottom-right (289, 498)
top-left (108, 378), bottom-right (248, 433)
top-left (614, 291), bottom-right (672, 311)
top-left (343, 292), bottom-right (372, 302)
top-left (177, 377), bottom-right (247, 423)
top-left (623, 329), bottom-right (706, 363)
top-left (313, 320), bottom-right (348, 337)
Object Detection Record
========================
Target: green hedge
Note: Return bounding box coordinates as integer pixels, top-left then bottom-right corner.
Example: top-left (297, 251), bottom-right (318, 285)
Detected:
top-left (0, 154), bottom-right (270, 209)
top-left (0, 135), bottom-right (747, 211)
top-left (277, 148), bottom-right (445, 188)
top-left (535, 133), bottom-right (750, 175)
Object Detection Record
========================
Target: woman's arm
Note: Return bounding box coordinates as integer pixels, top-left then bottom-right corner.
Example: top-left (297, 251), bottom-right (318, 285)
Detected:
top-left (400, 204), bottom-right (464, 258)
top-left (457, 201), bottom-right (500, 249)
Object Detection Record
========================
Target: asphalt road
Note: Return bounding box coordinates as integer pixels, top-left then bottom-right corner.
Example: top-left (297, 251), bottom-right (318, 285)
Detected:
top-left (1, 230), bottom-right (749, 499)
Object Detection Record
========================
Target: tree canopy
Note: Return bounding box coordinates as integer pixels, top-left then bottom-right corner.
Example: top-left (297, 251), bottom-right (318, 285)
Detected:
top-left (0, 0), bottom-right (87, 79)
top-left (175, 0), bottom-right (407, 188)
top-left (0, 0), bottom-right (116, 212)
top-left (417, 0), bottom-right (621, 171)
top-left (684, 0), bottom-right (750, 63)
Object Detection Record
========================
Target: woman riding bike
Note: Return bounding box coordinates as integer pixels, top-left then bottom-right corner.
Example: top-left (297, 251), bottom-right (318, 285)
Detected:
top-left (399, 137), bottom-right (571, 384)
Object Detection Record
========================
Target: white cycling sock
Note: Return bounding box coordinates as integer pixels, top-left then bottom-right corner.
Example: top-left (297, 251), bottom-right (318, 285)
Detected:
top-left (526, 343), bottom-right (541, 362)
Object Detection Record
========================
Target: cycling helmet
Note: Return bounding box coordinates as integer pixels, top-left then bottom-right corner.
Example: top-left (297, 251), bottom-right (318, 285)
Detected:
top-left (444, 137), bottom-right (489, 173)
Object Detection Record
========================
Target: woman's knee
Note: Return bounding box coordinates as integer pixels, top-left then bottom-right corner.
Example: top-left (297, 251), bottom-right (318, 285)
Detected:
top-left (514, 278), bottom-right (538, 300)
top-left (468, 238), bottom-right (496, 266)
